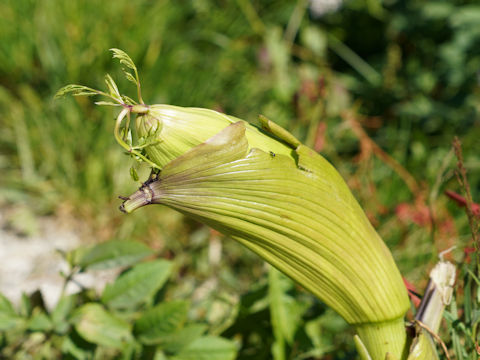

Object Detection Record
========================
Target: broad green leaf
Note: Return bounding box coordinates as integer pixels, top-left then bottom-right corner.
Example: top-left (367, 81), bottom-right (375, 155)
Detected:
top-left (77, 240), bottom-right (153, 271)
top-left (124, 122), bottom-right (409, 325)
top-left (170, 336), bottom-right (237, 360)
top-left (161, 324), bottom-right (207, 354)
top-left (101, 259), bottom-right (172, 309)
top-left (72, 303), bottom-right (132, 349)
top-left (28, 308), bottom-right (53, 332)
top-left (134, 300), bottom-right (189, 345)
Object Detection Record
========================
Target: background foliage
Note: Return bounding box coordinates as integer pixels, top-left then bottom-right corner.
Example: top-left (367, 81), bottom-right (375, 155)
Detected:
top-left (0, 0), bottom-right (479, 359)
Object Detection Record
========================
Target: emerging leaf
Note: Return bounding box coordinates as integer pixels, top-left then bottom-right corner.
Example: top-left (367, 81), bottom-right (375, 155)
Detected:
top-left (104, 74), bottom-right (122, 101)
top-left (110, 48), bottom-right (138, 72)
top-left (54, 84), bottom-right (101, 99)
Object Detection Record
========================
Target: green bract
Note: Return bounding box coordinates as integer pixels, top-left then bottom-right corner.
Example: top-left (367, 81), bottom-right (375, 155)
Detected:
top-left (57, 49), bottom-right (415, 360)
top-left (123, 120), bottom-right (411, 325)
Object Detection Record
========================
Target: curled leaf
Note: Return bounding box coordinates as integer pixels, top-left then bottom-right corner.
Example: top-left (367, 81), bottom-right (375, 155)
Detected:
top-left (122, 121), bottom-right (409, 326)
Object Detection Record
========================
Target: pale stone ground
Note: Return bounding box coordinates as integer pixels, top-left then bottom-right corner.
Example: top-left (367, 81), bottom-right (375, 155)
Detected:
top-left (0, 211), bottom-right (116, 310)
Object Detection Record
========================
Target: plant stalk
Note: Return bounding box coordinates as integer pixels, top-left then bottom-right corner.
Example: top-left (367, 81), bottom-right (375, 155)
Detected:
top-left (355, 317), bottom-right (408, 360)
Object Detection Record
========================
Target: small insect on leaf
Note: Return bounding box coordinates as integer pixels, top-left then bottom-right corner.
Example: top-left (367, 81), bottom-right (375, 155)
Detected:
top-left (130, 167), bottom-right (139, 182)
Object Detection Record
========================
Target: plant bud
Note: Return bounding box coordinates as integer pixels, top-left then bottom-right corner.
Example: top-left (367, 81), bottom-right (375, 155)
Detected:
top-left (134, 105), bottom-right (295, 169)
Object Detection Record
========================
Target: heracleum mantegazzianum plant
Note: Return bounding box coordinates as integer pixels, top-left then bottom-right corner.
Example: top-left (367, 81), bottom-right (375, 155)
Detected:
top-left (57, 49), bottom-right (418, 360)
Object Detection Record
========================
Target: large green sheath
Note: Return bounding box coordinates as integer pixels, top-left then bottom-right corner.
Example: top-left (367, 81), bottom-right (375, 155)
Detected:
top-left (123, 121), bottom-right (409, 326)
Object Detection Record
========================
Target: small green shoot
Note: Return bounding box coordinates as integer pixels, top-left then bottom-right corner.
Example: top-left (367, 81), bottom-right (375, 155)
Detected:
top-left (55, 50), bottom-right (161, 169)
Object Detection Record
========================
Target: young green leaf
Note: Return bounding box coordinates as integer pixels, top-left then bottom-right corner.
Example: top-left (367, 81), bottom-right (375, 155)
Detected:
top-left (160, 324), bottom-right (207, 354)
top-left (101, 260), bottom-right (172, 309)
top-left (54, 84), bottom-right (102, 99)
top-left (121, 95), bottom-right (137, 105)
top-left (72, 303), bottom-right (133, 349)
top-left (110, 48), bottom-right (138, 72)
top-left (104, 74), bottom-right (122, 101)
top-left (94, 101), bottom-right (120, 106)
top-left (110, 48), bottom-right (143, 103)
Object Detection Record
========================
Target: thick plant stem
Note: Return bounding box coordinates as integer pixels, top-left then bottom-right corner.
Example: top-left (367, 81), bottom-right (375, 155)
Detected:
top-left (355, 317), bottom-right (407, 360)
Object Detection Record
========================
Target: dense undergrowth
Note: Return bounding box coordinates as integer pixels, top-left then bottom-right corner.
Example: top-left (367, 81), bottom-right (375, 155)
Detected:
top-left (0, 0), bottom-right (479, 359)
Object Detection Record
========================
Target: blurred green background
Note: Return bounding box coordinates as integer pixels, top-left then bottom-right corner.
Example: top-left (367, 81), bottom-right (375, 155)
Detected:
top-left (0, 0), bottom-right (479, 358)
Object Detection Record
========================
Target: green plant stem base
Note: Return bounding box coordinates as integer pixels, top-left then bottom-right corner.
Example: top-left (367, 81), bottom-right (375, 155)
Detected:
top-left (355, 317), bottom-right (407, 360)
